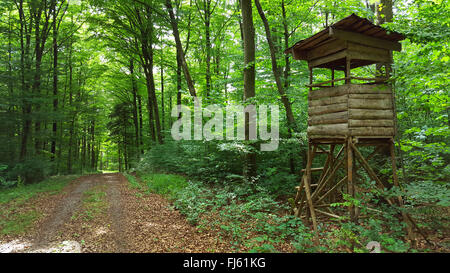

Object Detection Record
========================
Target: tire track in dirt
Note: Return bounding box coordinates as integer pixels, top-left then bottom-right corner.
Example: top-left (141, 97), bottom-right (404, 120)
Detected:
top-left (29, 175), bottom-right (100, 250)
top-left (102, 173), bottom-right (127, 252)
top-left (4, 173), bottom-right (231, 253)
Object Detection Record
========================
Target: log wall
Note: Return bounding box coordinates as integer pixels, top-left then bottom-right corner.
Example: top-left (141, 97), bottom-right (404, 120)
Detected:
top-left (307, 84), bottom-right (395, 137)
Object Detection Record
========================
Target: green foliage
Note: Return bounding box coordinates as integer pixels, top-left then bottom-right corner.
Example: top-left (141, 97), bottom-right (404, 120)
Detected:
top-left (140, 172), bottom-right (314, 252)
top-left (141, 173), bottom-right (189, 199)
top-left (0, 0), bottom-right (447, 253)
top-left (136, 139), bottom-right (248, 183)
top-left (6, 157), bottom-right (52, 184)
top-left (0, 175), bottom-right (77, 236)
top-left (0, 210), bottom-right (40, 236)
top-left (123, 173), bottom-right (142, 190)
top-left (72, 185), bottom-right (108, 221)
top-left (0, 175), bottom-right (78, 205)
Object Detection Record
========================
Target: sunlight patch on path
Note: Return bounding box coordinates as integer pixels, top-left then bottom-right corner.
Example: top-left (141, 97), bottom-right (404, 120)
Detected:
top-left (0, 240), bottom-right (81, 253)
top-left (0, 240), bottom-right (31, 253)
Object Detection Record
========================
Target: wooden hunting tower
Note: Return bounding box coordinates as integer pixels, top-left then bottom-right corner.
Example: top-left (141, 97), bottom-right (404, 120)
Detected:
top-left (285, 14), bottom-right (410, 237)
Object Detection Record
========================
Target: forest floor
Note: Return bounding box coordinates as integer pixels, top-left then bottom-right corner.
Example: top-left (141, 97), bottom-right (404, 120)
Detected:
top-left (1, 173), bottom-right (448, 253)
top-left (0, 173), bottom-right (231, 253)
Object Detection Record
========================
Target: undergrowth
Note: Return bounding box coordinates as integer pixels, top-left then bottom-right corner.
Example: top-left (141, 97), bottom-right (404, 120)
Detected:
top-left (129, 138), bottom-right (448, 253)
top-left (0, 175), bottom-right (79, 236)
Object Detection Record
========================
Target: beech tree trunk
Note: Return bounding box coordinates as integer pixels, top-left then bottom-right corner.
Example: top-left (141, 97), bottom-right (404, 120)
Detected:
top-left (165, 0), bottom-right (197, 97)
top-left (241, 0), bottom-right (257, 180)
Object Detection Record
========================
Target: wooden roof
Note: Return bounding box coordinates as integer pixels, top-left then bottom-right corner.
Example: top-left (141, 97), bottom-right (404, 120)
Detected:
top-left (285, 13), bottom-right (405, 55)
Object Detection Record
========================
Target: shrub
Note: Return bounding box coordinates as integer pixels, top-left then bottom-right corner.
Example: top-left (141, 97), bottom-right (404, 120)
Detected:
top-left (141, 173), bottom-right (189, 199)
top-left (6, 157), bottom-right (52, 184)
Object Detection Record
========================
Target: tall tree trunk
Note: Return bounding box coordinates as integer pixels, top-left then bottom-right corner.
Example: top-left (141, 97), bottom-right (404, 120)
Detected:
top-left (376, 0), bottom-right (393, 77)
top-left (67, 39), bottom-right (74, 173)
top-left (33, 0), bottom-right (55, 155)
top-left (176, 54), bottom-right (182, 119)
top-left (281, 0), bottom-right (297, 174)
top-left (145, 76), bottom-right (156, 142)
top-left (137, 8), bottom-right (163, 144)
top-left (255, 0), bottom-right (298, 173)
top-left (6, 8), bottom-right (15, 161)
top-left (165, 0), bottom-right (197, 97)
top-left (18, 0), bottom-right (31, 160)
top-left (90, 121), bottom-right (95, 169)
top-left (118, 144), bottom-right (122, 172)
top-left (130, 59), bottom-right (140, 157)
top-left (82, 127), bottom-right (86, 173)
top-left (281, 0), bottom-right (290, 91)
top-left (255, 0), bottom-right (297, 132)
top-left (138, 94), bottom-right (144, 154)
top-left (241, 0), bottom-right (257, 180)
top-left (160, 45), bottom-right (165, 132)
top-left (205, 1), bottom-right (211, 99)
top-left (51, 4), bottom-right (58, 162)
top-left (196, 0), bottom-right (213, 99)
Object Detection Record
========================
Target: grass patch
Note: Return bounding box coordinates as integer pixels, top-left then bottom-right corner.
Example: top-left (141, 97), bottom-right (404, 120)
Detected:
top-left (72, 185), bottom-right (108, 221)
top-left (140, 173), bottom-right (188, 199)
top-left (0, 175), bottom-right (79, 205)
top-left (123, 173), bottom-right (142, 190)
top-left (0, 210), bottom-right (40, 235)
top-left (0, 175), bottom-right (78, 236)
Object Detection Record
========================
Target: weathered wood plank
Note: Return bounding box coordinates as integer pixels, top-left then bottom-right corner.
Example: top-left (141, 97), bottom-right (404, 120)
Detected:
top-left (349, 98), bottom-right (393, 109)
top-left (308, 85), bottom-right (348, 100)
top-left (349, 93), bottom-right (391, 99)
top-left (349, 109), bottom-right (394, 120)
top-left (349, 119), bottom-right (394, 127)
top-left (308, 103), bottom-right (348, 116)
top-left (307, 39), bottom-right (347, 61)
top-left (347, 42), bottom-right (391, 63)
top-left (308, 50), bottom-right (347, 68)
top-left (308, 123), bottom-right (348, 135)
top-left (308, 111), bottom-right (348, 125)
top-left (350, 127), bottom-right (395, 136)
top-left (329, 27), bottom-right (402, 51)
top-left (309, 95), bottom-right (348, 107)
top-left (308, 84), bottom-right (390, 100)
top-left (348, 49), bottom-right (391, 63)
top-left (348, 84), bottom-right (392, 94)
top-left (348, 42), bottom-right (390, 55)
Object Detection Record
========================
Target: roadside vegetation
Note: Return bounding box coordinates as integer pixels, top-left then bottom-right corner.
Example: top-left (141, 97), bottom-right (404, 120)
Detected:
top-left (71, 185), bottom-right (109, 222)
top-left (0, 175), bottom-right (78, 236)
top-left (128, 144), bottom-right (447, 253)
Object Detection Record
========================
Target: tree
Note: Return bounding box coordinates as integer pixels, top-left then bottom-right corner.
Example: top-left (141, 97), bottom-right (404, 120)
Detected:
top-left (241, 0), bottom-right (257, 180)
top-left (165, 0), bottom-right (197, 98)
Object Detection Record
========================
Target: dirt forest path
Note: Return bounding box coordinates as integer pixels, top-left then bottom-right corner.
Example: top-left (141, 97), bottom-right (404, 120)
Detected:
top-left (2, 173), bottom-right (230, 253)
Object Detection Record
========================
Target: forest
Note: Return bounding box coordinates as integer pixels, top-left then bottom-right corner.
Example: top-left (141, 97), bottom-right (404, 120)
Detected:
top-left (0, 0), bottom-right (449, 253)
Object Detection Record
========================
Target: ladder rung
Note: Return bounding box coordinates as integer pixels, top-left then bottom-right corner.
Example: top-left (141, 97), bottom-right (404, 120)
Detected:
top-left (301, 167), bottom-right (324, 172)
top-left (295, 184), bottom-right (318, 190)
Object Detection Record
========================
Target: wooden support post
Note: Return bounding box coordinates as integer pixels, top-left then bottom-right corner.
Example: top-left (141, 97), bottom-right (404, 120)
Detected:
top-left (347, 137), bottom-right (356, 222)
top-left (314, 144), bottom-right (344, 192)
top-left (317, 175), bottom-right (347, 204)
top-left (305, 143), bottom-right (319, 245)
top-left (293, 174), bottom-right (306, 216)
top-left (309, 67), bottom-right (313, 92)
top-left (312, 157), bottom-right (345, 200)
top-left (318, 144), bottom-right (335, 188)
top-left (345, 58), bottom-right (351, 84)
top-left (350, 142), bottom-right (391, 201)
top-left (296, 187), bottom-right (307, 217)
top-left (331, 69), bottom-right (335, 87)
top-left (390, 140), bottom-right (416, 245)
